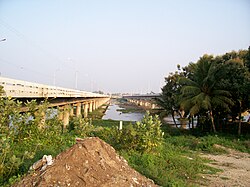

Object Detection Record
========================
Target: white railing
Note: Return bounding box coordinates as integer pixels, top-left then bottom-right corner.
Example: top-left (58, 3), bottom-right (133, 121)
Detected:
top-left (0, 76), bottom-right (108, 98)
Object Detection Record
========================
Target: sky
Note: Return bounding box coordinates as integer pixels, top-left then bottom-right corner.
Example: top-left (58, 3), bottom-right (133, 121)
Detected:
top-left (0, 0), bottom-right (249, 94)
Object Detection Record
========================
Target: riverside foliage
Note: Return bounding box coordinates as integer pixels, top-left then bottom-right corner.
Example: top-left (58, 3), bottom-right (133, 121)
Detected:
top-left (157, 47), bottom-right (250, 135)
top-left (0, 87), bottom-right (249, 186)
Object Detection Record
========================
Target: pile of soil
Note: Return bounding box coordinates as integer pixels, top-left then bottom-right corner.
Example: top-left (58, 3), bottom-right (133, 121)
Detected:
top-left (14, 137), bottom-right (157, 187)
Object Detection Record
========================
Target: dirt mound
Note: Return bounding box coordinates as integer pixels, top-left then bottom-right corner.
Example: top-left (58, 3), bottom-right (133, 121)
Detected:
top-left (14, 137), bottom-right (157, 187)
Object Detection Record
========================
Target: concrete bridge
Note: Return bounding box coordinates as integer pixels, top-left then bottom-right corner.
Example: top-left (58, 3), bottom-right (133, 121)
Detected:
top-left (0, 76), bottom-right (110, 127)
top-left (123, 94), bottom-right (160, 109)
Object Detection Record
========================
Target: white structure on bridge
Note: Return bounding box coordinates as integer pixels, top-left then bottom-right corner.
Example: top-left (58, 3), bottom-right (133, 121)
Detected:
top-left (0, 76), bottom-right (107, 98)
top-left (0, 76), bottom-right (110, 128)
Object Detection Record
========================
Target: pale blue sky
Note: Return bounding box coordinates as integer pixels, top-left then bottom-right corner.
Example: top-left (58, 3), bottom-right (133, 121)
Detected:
top-left (0, 0), bottom-right (249, 93)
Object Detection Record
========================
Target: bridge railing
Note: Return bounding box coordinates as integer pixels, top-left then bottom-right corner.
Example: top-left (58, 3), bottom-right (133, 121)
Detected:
top-left (0, 77), bottom-right (108, 98)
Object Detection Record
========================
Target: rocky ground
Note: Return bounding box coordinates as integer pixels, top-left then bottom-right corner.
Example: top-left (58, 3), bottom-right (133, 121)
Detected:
top-left (13, 137), bottom-right (157, 187)
top-left (201, 145), bottom-right (250, 187)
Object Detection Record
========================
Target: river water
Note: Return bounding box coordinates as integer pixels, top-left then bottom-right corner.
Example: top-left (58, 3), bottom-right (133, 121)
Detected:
top-left (102, 104), bottom-right (144, 122)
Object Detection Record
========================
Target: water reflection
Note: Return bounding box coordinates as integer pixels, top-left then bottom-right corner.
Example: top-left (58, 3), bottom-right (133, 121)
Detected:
top-left (102, 104), bottom-right (144, 121)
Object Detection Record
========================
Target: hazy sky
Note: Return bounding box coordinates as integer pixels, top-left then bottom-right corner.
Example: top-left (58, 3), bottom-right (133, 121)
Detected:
top-left (0, 0), bottom-right (249, 93)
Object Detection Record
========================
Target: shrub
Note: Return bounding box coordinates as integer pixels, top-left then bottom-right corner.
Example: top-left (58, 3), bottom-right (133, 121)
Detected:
top-left (106, 112), bottom-right (164, 153)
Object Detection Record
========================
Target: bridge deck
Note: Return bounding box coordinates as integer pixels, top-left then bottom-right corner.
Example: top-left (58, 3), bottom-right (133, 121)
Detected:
top-left (0, 77), bottom-right (108, 98)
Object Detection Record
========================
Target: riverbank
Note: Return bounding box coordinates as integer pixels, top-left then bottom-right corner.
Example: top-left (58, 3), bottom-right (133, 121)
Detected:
top-left (4, 99), bottom-right (250, 187)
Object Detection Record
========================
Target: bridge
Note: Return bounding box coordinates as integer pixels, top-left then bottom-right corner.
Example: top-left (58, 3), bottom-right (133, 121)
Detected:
top-left (123, 94), bottom-right (160, 109)
top-left (0, 76), bottom-right (110, 127)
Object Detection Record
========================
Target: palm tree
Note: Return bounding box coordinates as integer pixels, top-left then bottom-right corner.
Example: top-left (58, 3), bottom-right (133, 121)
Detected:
top-left (180, 55), bottom-right (234, 133)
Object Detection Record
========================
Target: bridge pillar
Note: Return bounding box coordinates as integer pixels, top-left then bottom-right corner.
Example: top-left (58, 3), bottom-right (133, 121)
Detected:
top-left (93, 101), bottom-right (96, 110)
top-left (70, 105), bottom-right (74, 116)
top-left (139, 101), bottom-right (143, 106)
top-left (84, 103), bottom-right (88, 118)
top-left (76, 103), bottom-right (81, 117)
top-left (63, 105), bottom-right (70, 128)
top-left (145, 102), bottom-right (148, 107)
top-left (58, 109), bottom-right (63, 121)
top-left (95, 101), bottom-right (99, 109)
top-left (151, 104), bottom-right (156, 109)
top-left (89, 101), bottom-right (93, 113)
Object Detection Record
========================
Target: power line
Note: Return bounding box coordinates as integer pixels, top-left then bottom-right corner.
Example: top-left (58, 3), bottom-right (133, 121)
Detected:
top-left (0, 57), bottom-right (52, 82)
top-left (0, 18), bottom-right (93, 89)
top-left (0, 18), bottom-right (66, 66)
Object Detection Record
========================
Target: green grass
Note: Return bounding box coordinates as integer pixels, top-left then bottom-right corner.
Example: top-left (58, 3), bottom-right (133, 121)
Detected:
top-left (119, 140), bottom-right (220, 187)
top-left (4, 102), bottom-right (249, 187)
top-left (92, 119), bottom-right (132, 128)
top-left (91, 122), bottom-right (249, 186)
top-left (88, 105), bottom-right (108, 119)
top-left (161, 125), bottom-right (250, 154)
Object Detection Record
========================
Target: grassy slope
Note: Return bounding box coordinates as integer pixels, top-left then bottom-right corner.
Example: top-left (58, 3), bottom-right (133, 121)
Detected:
top-left (7, 102), bottom-right (249, 187)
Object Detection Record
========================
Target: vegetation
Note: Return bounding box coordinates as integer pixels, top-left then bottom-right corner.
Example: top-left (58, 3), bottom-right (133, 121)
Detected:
top-left (1, 48), bottom-right (249, 186)
top-left (87, 104), bottom-right (108, 119)
top-left (157, 47), bottom-right (250, 135)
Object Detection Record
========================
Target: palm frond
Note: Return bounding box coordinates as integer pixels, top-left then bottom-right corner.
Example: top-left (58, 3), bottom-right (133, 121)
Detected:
top-left (190, 105), bottom-right (200, 116)
top-left (181, 86), bottom-right (200, 96)
top-left (179, 77), bottom-right (199, 87)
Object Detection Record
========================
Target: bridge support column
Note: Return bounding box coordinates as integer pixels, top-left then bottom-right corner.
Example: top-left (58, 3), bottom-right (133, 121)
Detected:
top-left (151, 104), bottom-right (156, 109)
top-left (58, 110), bottom-right (63, 121)
top-left (70, 105), bottom-right (74, 116)
top-left (95, 101), bottom-right (99, 109)
top-left (84, 103), bottom-right (88, 118)
top-left (89, 101), bottom-right (93, 113)
top-left (76, 103), bottom-right (81, 117)
top-left (93, 101), bottom-right (96, 110)
top-left (63, 105), bottom-right (70, 129)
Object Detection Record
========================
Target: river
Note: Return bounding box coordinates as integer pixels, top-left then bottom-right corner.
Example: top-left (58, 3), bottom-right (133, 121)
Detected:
top-left (102, 104), bottom-right (144, 121)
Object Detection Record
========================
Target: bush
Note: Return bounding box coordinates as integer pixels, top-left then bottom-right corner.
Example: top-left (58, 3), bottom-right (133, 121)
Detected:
top-left (0, 98), bottom-right (75, 186)
top-left (104, 112), bottom-right (164, 153)
top-left (68, 117), bottom-right (95, 137)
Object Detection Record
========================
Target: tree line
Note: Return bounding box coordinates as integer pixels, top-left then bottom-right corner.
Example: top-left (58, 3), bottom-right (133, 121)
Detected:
top-left (157, 47), bottom-right (250, 135)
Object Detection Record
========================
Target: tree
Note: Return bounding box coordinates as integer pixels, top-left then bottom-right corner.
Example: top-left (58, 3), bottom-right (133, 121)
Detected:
top-left (218, 50), bottom-right (250, 135)
top-left (180, 55), bottom-right (234, 133)
top-left (157, 71), bottom-right (183, 127)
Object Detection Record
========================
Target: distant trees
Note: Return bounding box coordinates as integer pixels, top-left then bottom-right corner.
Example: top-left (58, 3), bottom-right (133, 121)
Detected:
top-left (159, 47), bottom-right (250, 134)
top-left (93, 90), bottom-right (104, 94)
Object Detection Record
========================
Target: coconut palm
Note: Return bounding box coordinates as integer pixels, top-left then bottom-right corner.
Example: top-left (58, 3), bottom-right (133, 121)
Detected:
top-left (180, 55), bottom-right (234, 133)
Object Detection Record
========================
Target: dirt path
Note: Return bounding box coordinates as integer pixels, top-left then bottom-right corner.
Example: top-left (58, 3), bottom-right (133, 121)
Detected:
top-left (200, 145), bottom-right (250, 187)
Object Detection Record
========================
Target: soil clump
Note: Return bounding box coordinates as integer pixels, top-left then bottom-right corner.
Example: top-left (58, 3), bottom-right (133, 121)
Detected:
top-left (14, 137), bottom-right (157, 187)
